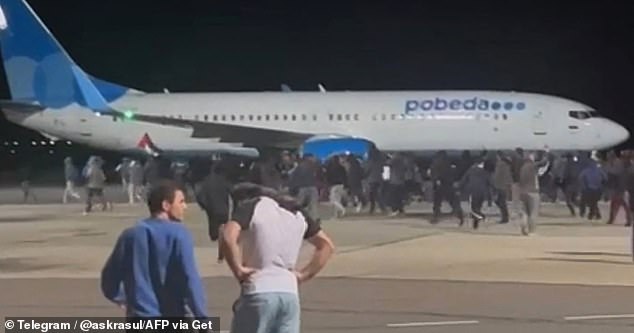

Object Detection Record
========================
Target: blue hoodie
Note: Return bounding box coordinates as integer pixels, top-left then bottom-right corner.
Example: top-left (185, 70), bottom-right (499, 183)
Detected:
top-left (101, 218), bottom-right (208, 318)
top-left (579, 162), bottom-right (606, 191)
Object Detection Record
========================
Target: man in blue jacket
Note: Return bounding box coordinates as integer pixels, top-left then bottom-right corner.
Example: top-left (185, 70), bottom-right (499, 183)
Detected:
top-left (578, 157), bottom-right (607, 220)
top-left (101, 180), bottom-right (208, 320)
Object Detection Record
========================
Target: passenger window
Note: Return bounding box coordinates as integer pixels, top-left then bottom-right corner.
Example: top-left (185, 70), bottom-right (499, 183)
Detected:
top-left (301, 114), bottom-right (307, 121)
top-left (249, 115), bottom-right (253, 121)
top-left (194, 115), bottom-right (199, 121)
top-left (381, 114), bottom-right (386, 121)
top-left (274, 114), bottom-right (279, 121)
top-left (204, 115), bottom-right (209, 121)
top-left (283, 115), bottom-right (288, 121)
top-left (354, 114), bottom-right (359, 121)
top-left (502, 114), bottom-right (508, 120)
top-left (291, 115), bottom-right (296, 121)
top-left (213, 115), bottom-right (218, 121)
top-left (345, 114), bottom-right (351, 121)
top-left (257, 115), bottom-right (262, 121)
top-left (391, 114), bottom-right (396, 120)
top-left (239, 115), bottom-right (245, 121)
top-left (313, 115), bottom-right (318, 121)
top-left (221, 115), bottom-right (226, 121)
top-left (265, 115), bottom-right (270, 121)
top-left (329, 114), bottom-right (334, 121)
top-left (337, 114), bottom-right (343, 121)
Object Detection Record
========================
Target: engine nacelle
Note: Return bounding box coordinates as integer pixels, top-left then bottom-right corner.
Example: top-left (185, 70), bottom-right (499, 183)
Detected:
top-left (299, 137), bottom-right (374, 162)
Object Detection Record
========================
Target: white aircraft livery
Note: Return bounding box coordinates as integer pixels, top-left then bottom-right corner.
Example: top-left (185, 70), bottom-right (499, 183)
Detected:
top-left (0, 0), bottom-right (629, 160)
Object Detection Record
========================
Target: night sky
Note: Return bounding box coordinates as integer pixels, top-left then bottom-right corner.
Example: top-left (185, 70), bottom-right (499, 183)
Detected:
top-left (1, 0), bottom-right (634, 147)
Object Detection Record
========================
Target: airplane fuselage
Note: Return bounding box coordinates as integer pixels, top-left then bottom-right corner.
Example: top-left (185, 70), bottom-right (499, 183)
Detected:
top-left (5, 90), bottom-right (625, 154)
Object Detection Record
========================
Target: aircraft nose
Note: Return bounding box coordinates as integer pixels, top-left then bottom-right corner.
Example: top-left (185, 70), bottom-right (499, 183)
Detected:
top-left (609, 122), bottom-right (630, 146)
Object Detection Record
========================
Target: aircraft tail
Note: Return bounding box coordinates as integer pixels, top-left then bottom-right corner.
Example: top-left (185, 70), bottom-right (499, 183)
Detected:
top-left (0, 0), bottom-right (141, 108)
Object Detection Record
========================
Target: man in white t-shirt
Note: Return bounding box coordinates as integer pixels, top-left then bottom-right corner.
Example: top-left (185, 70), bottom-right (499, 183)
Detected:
top-left (222, 183), bottom-right (335, 333)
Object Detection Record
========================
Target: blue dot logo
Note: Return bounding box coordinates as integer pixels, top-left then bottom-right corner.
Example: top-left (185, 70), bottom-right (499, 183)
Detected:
top-left (492, 102), bottom-right (501, 110)
top-left (504, 102), bottom-right (514, 110)
top-left (516, 102), bottom-right (526, 110)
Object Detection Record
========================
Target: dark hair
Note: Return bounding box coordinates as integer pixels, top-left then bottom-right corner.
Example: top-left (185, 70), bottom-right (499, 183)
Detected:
top-left (231, 182), bottom-right (304, 213)
top-left (147, 180), bottom-right (182, 215)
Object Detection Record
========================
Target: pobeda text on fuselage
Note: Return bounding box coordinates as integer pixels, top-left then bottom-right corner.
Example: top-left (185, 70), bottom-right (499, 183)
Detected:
top-left (404, 97), bottom-right (526, 114)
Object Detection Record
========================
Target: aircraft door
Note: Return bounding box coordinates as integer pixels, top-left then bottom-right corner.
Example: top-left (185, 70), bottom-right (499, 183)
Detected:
top-left (531, 109), bottom-right (547, 136)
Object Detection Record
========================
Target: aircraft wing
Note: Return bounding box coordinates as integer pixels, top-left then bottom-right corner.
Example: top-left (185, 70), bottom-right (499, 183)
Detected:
top-left (120, 112), bottom-right (314, 149)
top-left (136, 133), bottom-right (260, 158)
top-left (117, 112), bottom-right (376, 159)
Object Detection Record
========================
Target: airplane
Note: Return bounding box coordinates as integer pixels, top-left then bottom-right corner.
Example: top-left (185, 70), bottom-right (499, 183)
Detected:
top-left (0, 0), bottom-right (629, 163)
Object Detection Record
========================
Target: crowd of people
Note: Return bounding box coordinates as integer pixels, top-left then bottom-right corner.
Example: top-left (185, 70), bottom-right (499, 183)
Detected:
top-left (245, 147), bottom-right (634, 234)
top-left (57, 146), bottom-right (634, 235)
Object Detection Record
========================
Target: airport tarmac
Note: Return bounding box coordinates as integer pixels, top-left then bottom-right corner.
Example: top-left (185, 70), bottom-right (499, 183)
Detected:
top-left (1, 194), bottom-right (634, 332)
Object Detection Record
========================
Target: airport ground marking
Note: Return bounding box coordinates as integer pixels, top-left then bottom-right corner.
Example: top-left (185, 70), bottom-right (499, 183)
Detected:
top-left (386, 320), bottom-right (480, 328)
top-left (564, 314), bottom-right (634, 321)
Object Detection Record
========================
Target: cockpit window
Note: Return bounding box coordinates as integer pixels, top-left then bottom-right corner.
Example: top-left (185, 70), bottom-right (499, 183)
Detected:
top-left (569, 111), bottom-right (590, 120)
top-left (570, 110), bottom-right (601, 119)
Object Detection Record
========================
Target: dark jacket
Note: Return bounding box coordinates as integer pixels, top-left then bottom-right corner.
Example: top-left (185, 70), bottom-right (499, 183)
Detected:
top-left (198, 172), bottom-right (232, 241)
top-left (346, 157), bottom-right (364, 191)
top-left (493, 157), bottom-right (513, 191)
top-left (365, 154), bottom-right (385, 183)
top-left (579, 162), bottom-right (607, 191)
top-left (460, 164), bottom-right (493, 196)
top-left (511, 152), bottom-right (524, 183)
top-left (288, 160), bottom-right (318, 190)
top-left (326, 159), bottom-right (347, 186)
top-left (430, 156), bottom-right (453, 185)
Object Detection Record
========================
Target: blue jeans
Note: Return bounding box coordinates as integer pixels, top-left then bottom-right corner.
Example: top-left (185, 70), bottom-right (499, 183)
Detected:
top-left (231, 292), bottom-right (300, 333)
